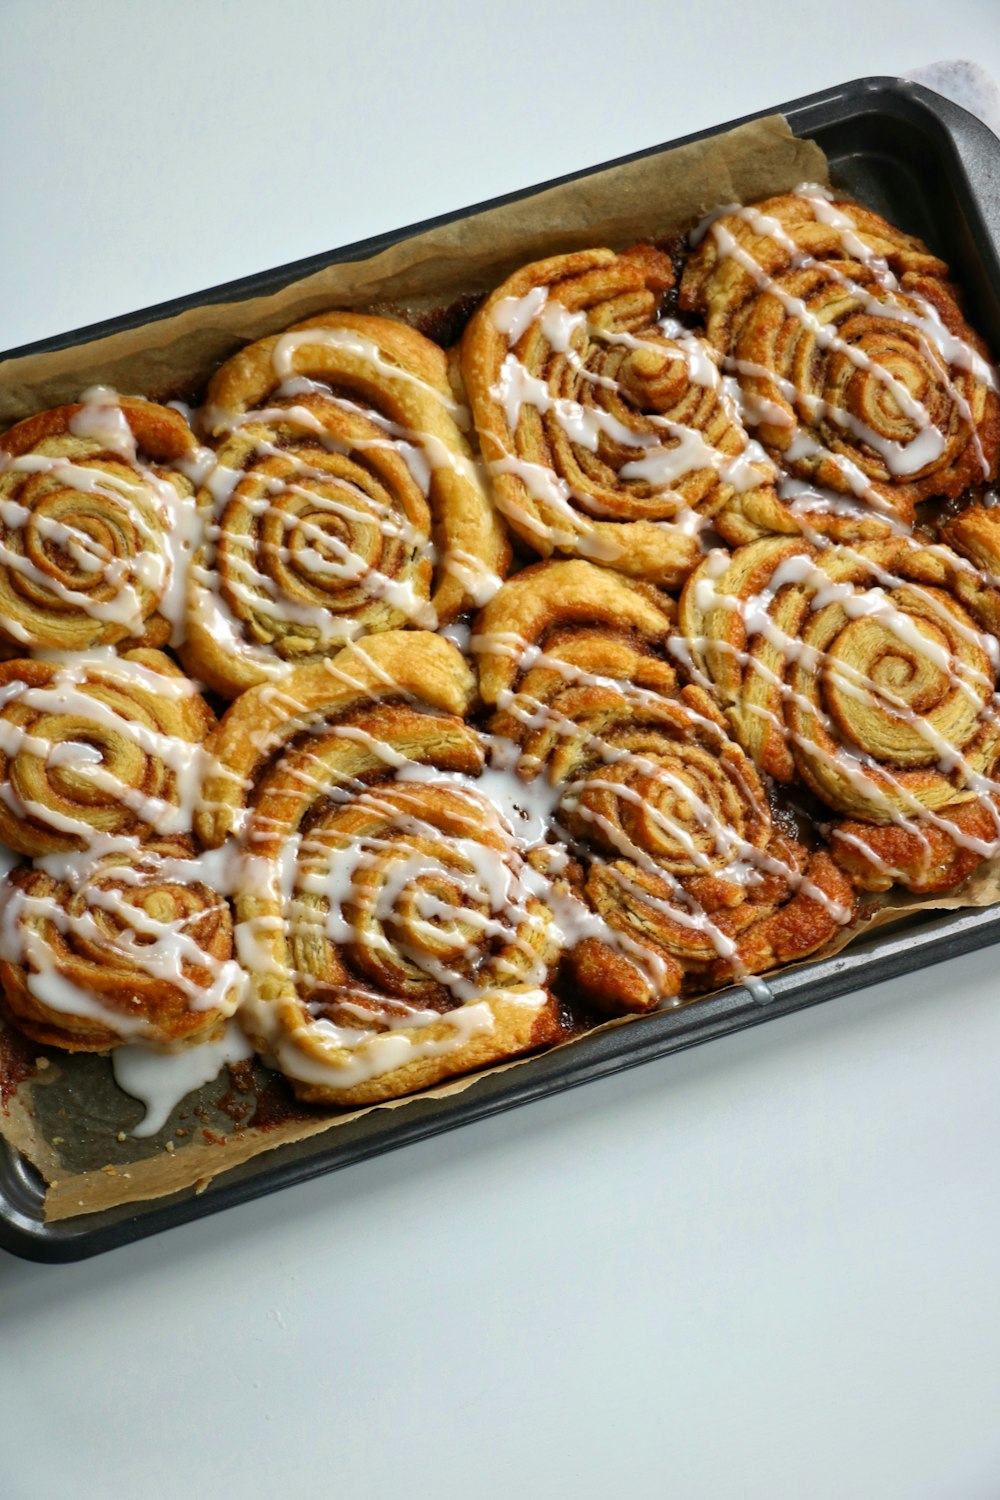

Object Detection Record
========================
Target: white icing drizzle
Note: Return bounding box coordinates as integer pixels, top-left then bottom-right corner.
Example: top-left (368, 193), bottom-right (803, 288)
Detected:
top-left (439, 619), bottom-right (472, 653)
top-left (187, 418), bottom-right (437, 674)
top-left (0, 387), bottom-right (202, 647)
top-left (4, 186), bottom-right (999, 1124)
top-left (0, 835), bottom-right (248, 1059)
top-left (229, 745), bottom-right (565, 1091)
top-left (691, 186), bottom-right (1000, 511)
top-left (679, 532), bottom-right (1000, 864)
top-left (270, 327), bottom-right (468, 420)
top-left (248, 992), bottom-right (501, 1095)
top-left (0, 653), bottom-right (220, 843)
top-left (470, 627), bottom-right (852, 983)
top-left (111, 1020), bottom-right (254, 1138)
top-left (777, 475), bottom-right (911, 536)
top-left (223, 627), bottom-right (779, 1091)
top-left (485, 278), bottom-right (769, 553)
top-left (186, 330), bottom-right (502, 671)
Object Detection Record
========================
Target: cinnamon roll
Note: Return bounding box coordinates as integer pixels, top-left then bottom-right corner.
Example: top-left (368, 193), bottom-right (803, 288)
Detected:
top-left (680, 188), bottom-right (1000, 535)
top-left (460, 246), bottom-right (776, 588)
top-left (4, 177), bottom-right (999, 1135)
top-left (196, 629), bottom-right (477, 849)
top-left (679, 530), bottom-right (1000, 892)
top-left (183, 313), bottom-right (509, 697)
top-left (0, 837), bottom-right (242, 1052)
top-left (207, 633), bottom-right (563, 1106)
top-left (474, 560), bottom-right (855, 1004)
top-left (0, 394), bottom-right (199, 650)
top-left (0, 650), bottom-right (215, 856)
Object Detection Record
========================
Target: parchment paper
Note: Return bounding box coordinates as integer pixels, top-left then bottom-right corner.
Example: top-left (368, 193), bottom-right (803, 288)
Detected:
top-left (6, 110), bottom-right (990, 1227)
top-left (0, 115), bottom-right (826, 424)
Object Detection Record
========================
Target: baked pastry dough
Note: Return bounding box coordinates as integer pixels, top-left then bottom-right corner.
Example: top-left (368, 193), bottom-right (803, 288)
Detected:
top-left (461, 246), bottom-right (776, 586)
top-left (0, 649), bottom-right (215, 857)
top-left (680, 189), bottom-right (1000, 537)
top-left (207, 633), bottom-right (563, 1105)
top-left (680, 530), bottom-right (1000, 892)
top-left (0, 182), bottom-right (998, 1131)
top-left (474, 559), bottom-right (855, 1004)
top-left (0, 836), bottom-right (241, 1051)
top-left (183, 313), bottom-right (510, 697)
top-left (0, 397), bottom-right (198, 650)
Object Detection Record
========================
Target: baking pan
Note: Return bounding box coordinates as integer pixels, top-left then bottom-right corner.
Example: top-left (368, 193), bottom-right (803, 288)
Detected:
top-left (2, 74), bottom-right (999, 1262)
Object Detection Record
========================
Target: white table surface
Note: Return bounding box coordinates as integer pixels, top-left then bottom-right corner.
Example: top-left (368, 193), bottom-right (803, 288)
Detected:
top-left (3, 4), bottom-right (1000, 1497)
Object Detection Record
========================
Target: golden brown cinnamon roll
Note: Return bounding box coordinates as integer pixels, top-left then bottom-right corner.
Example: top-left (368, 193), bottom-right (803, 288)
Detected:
top-left (183, 313), bottom-right (509, 697)
top-left (460, 246), bottom-right (776, 587)
top-left (474, 560), bottom-right (854, 1004)
top-left (679, 530), bottom-right (1000, 893)
top-left (680, 189), bottom-right (1000, 536)
top-left (474, 558), bottom-right (679, 759)
top-left (196, 629), bottom-right (476, 849)
top-left (208, 633), bottom-right (563, 1106)
top-left (0, 837), bottom-right (242, 1052)
top-left (680, 190), bottom-right (951, 344)
top-left (0, 395), bottom-right (198, 650)
top-left (0, 651), bottom-right (215, 856)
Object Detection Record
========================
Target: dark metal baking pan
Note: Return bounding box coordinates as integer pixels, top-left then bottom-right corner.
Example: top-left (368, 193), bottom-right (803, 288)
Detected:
top-left (2, 75), bottom-right (999, 1262)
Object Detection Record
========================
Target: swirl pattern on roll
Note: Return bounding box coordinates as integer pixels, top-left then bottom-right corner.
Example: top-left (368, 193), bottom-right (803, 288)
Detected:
top-left (474, 560), bottom-right (855, 1004)
top-left (184, 313), bottom-right (509, 697)
top-left (679, 530), bottom-right (1000, 892)
top-left (204, 632), bottom-right (563, 1105)
top-left (0, 395), bottom-right (199, 651)
top-left (679, 188), bottom-right (1000, 536)
top-left (0, 837), bottom-right (243, 1051)
top-left (4, 180), bottom-right (1000, 1124)
top-left (460, 246), bottom-right (776, 587)
top-left (0, 650), bottom-right (215, 856)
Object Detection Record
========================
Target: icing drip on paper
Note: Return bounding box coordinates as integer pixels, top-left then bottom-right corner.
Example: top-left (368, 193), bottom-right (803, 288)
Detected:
top-left (111, 1020), bottom-right (254, 1137)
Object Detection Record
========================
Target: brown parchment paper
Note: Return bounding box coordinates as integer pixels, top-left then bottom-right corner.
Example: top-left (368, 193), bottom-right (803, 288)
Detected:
top-left (5, 111), bottom-right (995, 1228)
top-left (0, 114), bottom-right (826, 424)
